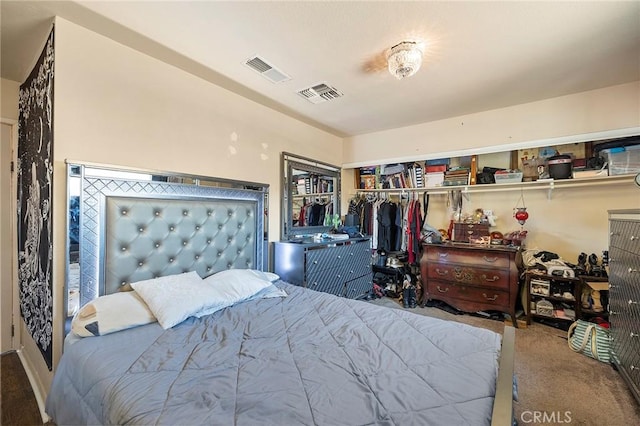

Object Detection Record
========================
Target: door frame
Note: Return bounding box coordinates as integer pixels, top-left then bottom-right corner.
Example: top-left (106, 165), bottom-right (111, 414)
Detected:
top-left (1, 118), bottom-right (19, 353)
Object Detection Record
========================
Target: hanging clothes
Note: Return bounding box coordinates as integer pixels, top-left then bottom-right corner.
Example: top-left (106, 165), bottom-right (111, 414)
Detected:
top-left (406, 198), bottom-right (422, 264)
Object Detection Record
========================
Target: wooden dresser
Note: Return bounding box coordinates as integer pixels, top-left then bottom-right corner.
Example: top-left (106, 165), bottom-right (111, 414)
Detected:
top-left (420, 243), bottom-right (523, 327)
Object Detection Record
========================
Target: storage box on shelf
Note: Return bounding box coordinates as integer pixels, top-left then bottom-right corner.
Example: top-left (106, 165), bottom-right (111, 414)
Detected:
top-left (579, 276), bottom-right (609, 319)
top-left (494, 171), bottom-right (523, 184)
top-left (525, 271), bottom-right (582, 329)
top-left (607, 147), bottom-right (640, 176)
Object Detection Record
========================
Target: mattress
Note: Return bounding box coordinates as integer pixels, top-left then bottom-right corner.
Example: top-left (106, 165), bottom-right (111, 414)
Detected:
top-left (46, 281), bottom-right (502, 425)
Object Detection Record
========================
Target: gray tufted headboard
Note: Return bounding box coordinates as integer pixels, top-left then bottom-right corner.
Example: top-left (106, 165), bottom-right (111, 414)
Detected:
top-left (78, 170), bottom-right (266, 307)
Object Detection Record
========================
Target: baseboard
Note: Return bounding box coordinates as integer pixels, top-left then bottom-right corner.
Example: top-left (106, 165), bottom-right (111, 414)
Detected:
top-left (16, 348), bottom-right (50, 423)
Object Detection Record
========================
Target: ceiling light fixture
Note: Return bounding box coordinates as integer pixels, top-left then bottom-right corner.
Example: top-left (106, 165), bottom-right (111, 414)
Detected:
top-left (387, 41), bottom-right (423, 80)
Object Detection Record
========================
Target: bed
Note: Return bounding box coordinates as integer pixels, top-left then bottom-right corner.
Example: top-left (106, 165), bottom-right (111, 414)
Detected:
top-left (46, 166), bottom-right (515, 426)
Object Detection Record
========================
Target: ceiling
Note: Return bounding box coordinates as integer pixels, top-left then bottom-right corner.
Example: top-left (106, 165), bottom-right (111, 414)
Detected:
top-left (2, 1), bottom-right (639, 137)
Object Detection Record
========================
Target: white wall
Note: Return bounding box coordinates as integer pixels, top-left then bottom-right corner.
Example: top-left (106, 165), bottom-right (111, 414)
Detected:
top-left (39, 17), bottom-right (343, 390)
top-left (343, 81), bottom-right (640, 166)
top-left (0, 78), bottom-right (20, 120)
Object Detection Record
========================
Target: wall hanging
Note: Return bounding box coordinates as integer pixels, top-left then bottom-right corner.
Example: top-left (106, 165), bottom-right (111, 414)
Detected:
top-left (17, 27), bottom-right (55, 370)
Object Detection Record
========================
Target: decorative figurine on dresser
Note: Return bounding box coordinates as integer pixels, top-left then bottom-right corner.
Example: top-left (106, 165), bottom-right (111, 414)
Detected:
top-left (420, 242), bottom-right (523, 327)
top-left (608, 209), bottom-right (640, 404)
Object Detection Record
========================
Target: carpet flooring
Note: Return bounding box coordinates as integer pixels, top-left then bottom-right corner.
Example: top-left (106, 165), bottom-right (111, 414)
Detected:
top-left (371, 297), bottom-right (640, 426)
top-left (3, 299), bottom-right (640, 425)
top-left (1, 351), bottom-right (42, 426)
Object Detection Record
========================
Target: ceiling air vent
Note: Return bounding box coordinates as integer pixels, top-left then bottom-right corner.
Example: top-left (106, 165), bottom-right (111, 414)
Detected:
top-left (245, 56), bottom-right (291, 84)
top-left (297, 83), bottom-right (344, 104)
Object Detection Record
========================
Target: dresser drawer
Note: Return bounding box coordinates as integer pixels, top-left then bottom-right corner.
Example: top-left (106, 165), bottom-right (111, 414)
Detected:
top-left (427, 280), bottom-right (510, 308)
top-left (424, 246), bottom-right (511, 269)
top-left (612, 336), bottom-right (640, 372)
top-left (306, 244), bottom-right (351, 275)
top-left (609, 248), bottom-right (640, 290)
top-left (341, 243), bottom-right (372, 277)
top-left (426, 263), bottom-right (510, 290)
top-left (345, 275), bottom-right (373, 299)
top-left (451, 223), bottom-right (490, 243)
top-left (610, 219), bottom-right (640, 254)
top-left (307, 270), bottom-right (345, 296)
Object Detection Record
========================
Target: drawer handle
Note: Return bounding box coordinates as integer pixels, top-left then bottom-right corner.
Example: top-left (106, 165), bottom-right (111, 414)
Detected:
top-left (436, 286), bottom-right (449, 293)
top-left (483, 293), bottom-right (499, 301)
top-left (467, 224), bottom-right (475, 229)
top-left (610, 311), bottom-right (618, 315)
top-left (610, 232), bottom-right (620, 236)
top-left (631, 235), bottom-right (638, 241)
top-left (483, 256), bottom-right (498, 263)
top-left (349, 252), bottom-right (354, 256)
top-left (629, 268), bottom-right (639, 274)
top-left (629, 300), bottom-right (639, 306)
top-left (435, 268), bottom-right (449, 276)
top-left (337, 255), bottom-right (342, 259)
top-left (482, 275), bottom-right (500, 282)
top-left (630, 332), bottom-right (639, 338)
top-left (313, 260), bottom-right (318, 264)
top-left (438, 252), bottom-right (449, 258)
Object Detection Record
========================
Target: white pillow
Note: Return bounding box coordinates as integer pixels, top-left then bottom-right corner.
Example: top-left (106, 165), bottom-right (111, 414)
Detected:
top-left (247, 270), bottom-right (280, 283)
top-left (131, 271), bottom-right (219, 329)
top-left (195, 284), bottom-right (287, 318)
top-left (71, 291), bottom-right (156, 337)
top-left (194, 269), bottom-right (277, 318)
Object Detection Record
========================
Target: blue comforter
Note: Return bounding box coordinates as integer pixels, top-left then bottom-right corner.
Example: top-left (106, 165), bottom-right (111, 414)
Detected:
top-left (46, 281), bottom-right (502, 425)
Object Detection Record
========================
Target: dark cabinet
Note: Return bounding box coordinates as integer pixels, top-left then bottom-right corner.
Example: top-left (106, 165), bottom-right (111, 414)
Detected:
top-left (273, 238), bottom-right (373, 299)
top-left (608, 209), bottom-right (640, 404)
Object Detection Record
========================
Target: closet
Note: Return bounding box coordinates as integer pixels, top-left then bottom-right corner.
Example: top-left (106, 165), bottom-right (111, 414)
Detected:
top-left (348, 191), bottom-right (425, 263)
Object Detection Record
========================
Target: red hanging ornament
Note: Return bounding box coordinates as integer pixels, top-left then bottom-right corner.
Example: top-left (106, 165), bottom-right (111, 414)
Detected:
top-left (514, 207), bottom-right (529, 225)
top-left (513, 190), bottom-right (529, 226)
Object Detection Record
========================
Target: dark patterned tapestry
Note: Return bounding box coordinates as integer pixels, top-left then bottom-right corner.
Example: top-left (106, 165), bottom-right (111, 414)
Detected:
top-left (17, 28), bottom-right (54, 370)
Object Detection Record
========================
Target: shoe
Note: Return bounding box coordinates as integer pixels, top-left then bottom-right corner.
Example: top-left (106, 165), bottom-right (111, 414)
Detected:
top-left (402, 287), bottom-right (410, 308)
top-left (588, 253), bottom-right (603, 276)
top-left (578, 252), bottom-right (587, 267)
top-left (576, 252), bottom-right (587, 275)
top-left (408, 285), bottom-right (417, 308)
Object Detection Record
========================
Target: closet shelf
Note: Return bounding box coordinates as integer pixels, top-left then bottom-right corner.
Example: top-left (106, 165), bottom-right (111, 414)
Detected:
top-left (292, 192), bottom-right (335, 198)
top-left (353, 174), bottom-right (635, 199)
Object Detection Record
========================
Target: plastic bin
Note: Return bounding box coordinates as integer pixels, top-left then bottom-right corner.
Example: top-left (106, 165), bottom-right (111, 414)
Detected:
top-left (494, 171), bottom-right (523, 184)
top-left (608, 148), bottom-right (640, 175)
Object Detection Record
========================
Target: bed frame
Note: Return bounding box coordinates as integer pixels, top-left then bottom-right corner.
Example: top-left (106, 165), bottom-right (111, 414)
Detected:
top-left (74, 163), bottom-right (266, 307)
top-left (72, 162), bottom-right (515, 426)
